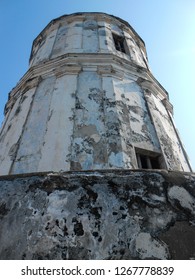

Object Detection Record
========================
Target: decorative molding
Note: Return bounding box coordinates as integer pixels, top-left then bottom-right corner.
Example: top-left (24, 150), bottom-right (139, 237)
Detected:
top-left (54, 65), bottom-right (82, 78)
top-left (162, 98), bottom-right (174, 115)
top-left (98, 65), bottom-right (124, 79)
top-left (137, 77), bottom-right (169, 101)
top-left (4, 77), bottom-right (42, 115)
top-left (82, 66), bottom-right (98, 72)
top-left (6, 53), bottom-right (169, 112)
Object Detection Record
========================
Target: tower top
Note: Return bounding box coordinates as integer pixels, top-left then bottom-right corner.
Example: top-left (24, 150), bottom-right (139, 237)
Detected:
top-left (30, 12), bottom-right (146, 65)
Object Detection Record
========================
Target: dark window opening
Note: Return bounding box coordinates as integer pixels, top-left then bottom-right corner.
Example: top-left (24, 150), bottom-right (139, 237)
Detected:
top-left (140, 155), bottom-right (148, 169)
top-left (150, 157), bottom-right (160, 169)
top-left (136, 150), bottom-right (161, 169)
top-left (112, 33), bottom-right (127, 54)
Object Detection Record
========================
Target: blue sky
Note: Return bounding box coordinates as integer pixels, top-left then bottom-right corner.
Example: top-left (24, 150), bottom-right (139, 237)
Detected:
top-left (0, 0), bottom-right (195, 170)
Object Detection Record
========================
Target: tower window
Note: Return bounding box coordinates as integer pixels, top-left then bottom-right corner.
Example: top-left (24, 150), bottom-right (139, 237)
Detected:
top-left (112, 33), bottom-right (127, 54)
top-left (136, 149), bottom-right (161, 169)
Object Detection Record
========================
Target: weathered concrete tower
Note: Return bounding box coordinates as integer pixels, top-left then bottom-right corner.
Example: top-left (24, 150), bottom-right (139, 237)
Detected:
top-left (0, 13), bottom-right (194, 260)
top-left (0, 12), bottom-right (192, 175)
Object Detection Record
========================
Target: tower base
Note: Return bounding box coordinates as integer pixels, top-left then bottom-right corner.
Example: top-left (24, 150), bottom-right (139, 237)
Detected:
top-left (0, 170), bottom-right (195, 260)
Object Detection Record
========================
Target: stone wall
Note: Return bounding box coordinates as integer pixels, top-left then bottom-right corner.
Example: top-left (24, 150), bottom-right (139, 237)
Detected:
top-left (0, 170), bottom-right (194, 260)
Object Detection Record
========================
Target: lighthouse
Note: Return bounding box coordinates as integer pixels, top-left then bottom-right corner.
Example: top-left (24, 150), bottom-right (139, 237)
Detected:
top-left (0, 13), bottom-right (194, 260)
top-left (0, 12), bottom-right (192, 175)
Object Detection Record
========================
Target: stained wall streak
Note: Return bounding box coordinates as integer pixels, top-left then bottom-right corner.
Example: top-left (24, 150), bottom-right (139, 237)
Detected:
top-left (11, 77), bottom-right (56, 174)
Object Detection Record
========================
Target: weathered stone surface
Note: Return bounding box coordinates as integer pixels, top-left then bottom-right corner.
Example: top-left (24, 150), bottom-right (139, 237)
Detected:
top-left (0, 170), bottom-right (194, 260)
top-left (0, 13), bottom-right (192, 175)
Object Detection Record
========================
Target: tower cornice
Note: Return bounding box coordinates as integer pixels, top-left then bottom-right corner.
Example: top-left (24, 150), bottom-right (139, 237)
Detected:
top-left (5, 53), bottom-right (170, 116)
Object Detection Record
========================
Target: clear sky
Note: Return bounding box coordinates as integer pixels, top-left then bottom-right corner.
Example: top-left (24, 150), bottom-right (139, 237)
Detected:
top-left (0, 0), bottom-right (195, 170)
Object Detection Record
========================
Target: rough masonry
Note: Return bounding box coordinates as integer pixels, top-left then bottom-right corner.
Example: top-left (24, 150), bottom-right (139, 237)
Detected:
top-left (0, 170), bottom-right (195, 260)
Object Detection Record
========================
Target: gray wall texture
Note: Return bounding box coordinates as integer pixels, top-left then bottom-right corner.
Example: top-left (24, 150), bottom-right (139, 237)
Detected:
top-left (0, 170), bottom-right (194, 260)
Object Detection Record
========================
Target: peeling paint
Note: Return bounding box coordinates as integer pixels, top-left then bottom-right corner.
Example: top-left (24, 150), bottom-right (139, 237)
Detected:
top-left (0, 12), bottom-right (192, 174)
top-left (0, 170), bottom-right (194, 259)
top-left (168, 186), bottom-right (195, 215)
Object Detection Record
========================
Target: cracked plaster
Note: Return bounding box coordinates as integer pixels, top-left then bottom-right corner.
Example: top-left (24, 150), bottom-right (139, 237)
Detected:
top-left (0, 170), bottom-right (194, 260)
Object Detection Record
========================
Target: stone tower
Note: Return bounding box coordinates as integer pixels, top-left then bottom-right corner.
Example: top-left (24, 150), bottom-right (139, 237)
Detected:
top-left (0, 13), bottom-right (194, 260)
top-left (0, 12), bottom-right (192, 175)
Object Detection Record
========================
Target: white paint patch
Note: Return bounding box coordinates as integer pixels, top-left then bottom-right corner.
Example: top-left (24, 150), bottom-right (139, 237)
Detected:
top-left (135, 232), bottom-right (169, 259)
top-left (168, 186), bottom-right (195, 214)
